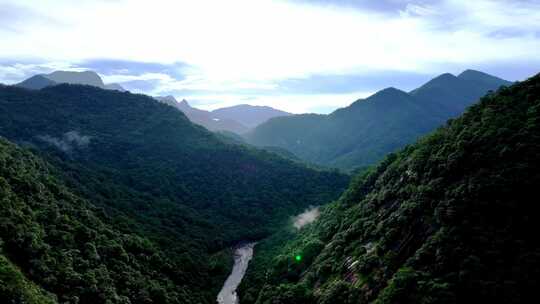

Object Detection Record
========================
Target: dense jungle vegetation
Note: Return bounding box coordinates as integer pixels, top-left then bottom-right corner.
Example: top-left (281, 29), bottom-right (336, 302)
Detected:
top-left (240, 73), bottom-right (540, 304)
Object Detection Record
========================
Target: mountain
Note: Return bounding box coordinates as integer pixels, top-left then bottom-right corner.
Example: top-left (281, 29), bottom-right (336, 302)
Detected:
top-left (0, 84), bottom-right (348, 303)
top-left (409, 70), bottom-right (512, 117)
top-left (155, 97), bottom-right (290, 134)
top-left (155, 96), bottom-right (250, 134)
top-left (15, 75), bottom-right (57, 90)
top-left (212, 104), bottom-right (291, 128)
top-left (245, 70), bottom-right (511, 170)
top-left (15, 70), bottom-right (125, 92)
top-left (103, 83), bottom-right (126, 92)
top-left (45, 70), bottom-right (105, 87)
top-left (240, 73), bottom-right (540, 304)
top-left (0, 138), bottom-right (199, 303)
top-left (458, 69), bottom-right (513, 88)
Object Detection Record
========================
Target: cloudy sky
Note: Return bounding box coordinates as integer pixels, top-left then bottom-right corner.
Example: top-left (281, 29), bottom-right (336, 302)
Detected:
top-left (1, 0), bottom-right (540, 113)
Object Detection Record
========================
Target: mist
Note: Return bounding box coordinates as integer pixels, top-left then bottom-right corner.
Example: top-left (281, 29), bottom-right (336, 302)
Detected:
top-left (38, 131), bottom-right (91, 152)
top-left (293, 206), bottom-right (320, 229)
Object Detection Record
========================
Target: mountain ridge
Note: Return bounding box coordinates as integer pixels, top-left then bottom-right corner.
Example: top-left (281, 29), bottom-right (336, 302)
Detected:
top-left (212, 104), bottom-right (291, 128)
top-left (246, 70), bottom-right (512, 170)
top-left (15, 70), bottom-right (125, 92)
top-left (155, 96), bottom-right (251, 134)
top-left (0, 83), bottom-right (348, 303)
top-left (155, 96), bottom-right (290, 134)
top-left (240, 72), bottom-right (540, 304)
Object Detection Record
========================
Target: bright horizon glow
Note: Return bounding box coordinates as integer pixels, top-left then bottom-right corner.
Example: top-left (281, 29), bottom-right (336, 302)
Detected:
top-left (1, 0), bottom-right (540, 113)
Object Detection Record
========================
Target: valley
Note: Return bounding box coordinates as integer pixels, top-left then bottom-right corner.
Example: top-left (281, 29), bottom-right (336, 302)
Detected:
top-left (0, 83), bottom-right (348, 303)
top-left (1, 1), bottom-right (540, 303)
top-left (1, 69), bottom-right (538, 304)
top-left (217, 243), bottom-right (256, 304)
top-left (238, 73), bottom-right (540, 304)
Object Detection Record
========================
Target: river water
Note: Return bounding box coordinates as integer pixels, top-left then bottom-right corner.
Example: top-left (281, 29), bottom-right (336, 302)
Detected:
top-left (216, 243), bottom-right (256, 304)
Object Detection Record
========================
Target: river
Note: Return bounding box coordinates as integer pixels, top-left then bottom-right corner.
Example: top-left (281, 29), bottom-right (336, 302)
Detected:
top-left (216, 243), bottom-right (256, 304)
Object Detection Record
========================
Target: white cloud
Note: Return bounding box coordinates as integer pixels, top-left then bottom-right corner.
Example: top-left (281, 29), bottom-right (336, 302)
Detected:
top-left (1, 0), bottom-right (539, 113)
top-left (37, 130), bottom-right (91, 152)
top-left (158, 77), bottom-right (279, 93)
top-left (3, 0), bottom-right (539, 75)
top-left (0, 61), bottom-right (83, 83)
top-left (100, 72), bottom-right (175, 84)
top-left (293, 206), bottom-right (320, 229)
top-left (401, 3), bottom-right (439, 17)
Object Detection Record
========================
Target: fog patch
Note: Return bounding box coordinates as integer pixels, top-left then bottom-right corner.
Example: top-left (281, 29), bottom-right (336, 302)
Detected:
top-left (293, 206), bottom-right (320, 229)
top-left (64, 131), bottom-right (91, 146)
top-left (37, 131), bottom-right (91, 152)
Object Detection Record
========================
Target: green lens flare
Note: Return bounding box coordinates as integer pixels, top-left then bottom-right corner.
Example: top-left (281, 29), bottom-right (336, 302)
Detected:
top-left (295, 255), bottom-right (302, 261)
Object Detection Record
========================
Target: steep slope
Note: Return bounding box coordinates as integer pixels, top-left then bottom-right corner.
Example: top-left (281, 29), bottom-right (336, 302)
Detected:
top-left (0, 254), bottom-right (56, 304)
top-left (0, 138), bottom-right (211, 303)
top-left (155, 96), bottom-right (250, 134)
top-left (0, 84), bottom-right (348, 303)
top-left (240, 73), bottom-right (540, 303)
top-left (212, 104), bottom-right (291, 128)
top-left (246, 70), bottom-right (511, 170)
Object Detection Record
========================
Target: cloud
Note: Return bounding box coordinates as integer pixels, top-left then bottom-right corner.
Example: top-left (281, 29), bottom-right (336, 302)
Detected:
top-left (0, 60), bottom-right (83, 84)
top-left (401, 3), bottom-right (440, 17)
top-left (37, 131), bottom-right (91, 152)
top-left (64, 131), bottom-right (91, 146)
top-left (276, 71), bottom-right (434, 94)
top-left (3, 0), bottom-right (539, 76)
top-left (100, 72), bottom-right (174, 85)
top-left (77, 59), bottom-right (190, 79)
top-left (293, 206), bottom-right (320, 229)
top-left (0, 3), bottom-right (65, 33)
top-left (0, 0), bottom-right (539, 113)
top-left (286, 0), bottom-right (421, 15)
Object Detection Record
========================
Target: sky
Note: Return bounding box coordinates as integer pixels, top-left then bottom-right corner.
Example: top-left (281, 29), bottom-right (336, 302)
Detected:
top-left (1, 0), bottom-right (540, 113)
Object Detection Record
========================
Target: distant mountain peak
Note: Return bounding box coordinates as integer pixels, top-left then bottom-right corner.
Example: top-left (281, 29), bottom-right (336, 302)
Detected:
top-left (458, 69), bottom-right (489, 78)
top-left (457, 69), bottom-right (513, 86)
top-left (104, 83), bottom-right (126, 92)
top-left (179, 99), bottom-right (189, 106)
top-left (15, 74), bottom-right (57, 90)
top-left (432, 72), bottom-right (458, 82)
top-left (211, 104), bottom-right (291, 128)
top-left (15, 70), bottom-right (126, 92)
top-left (378, 87), bottom-right (406, 94)
top-left (154, 96), bottom-right (250, 134)
top-left (46, 70), bottom-right (105, 87)
top-left (409, 73), bottom-right (461, 94)
top-left (157, 95), bottom-right (178, 103)
top-left (369, 87), bottom-right (410, 100)
top-left (219, 104), bottom-right (279, 111)
top-left (247, 69), bottom-right (512, 170)
top-left (346, 87), bottom-right (411, 109)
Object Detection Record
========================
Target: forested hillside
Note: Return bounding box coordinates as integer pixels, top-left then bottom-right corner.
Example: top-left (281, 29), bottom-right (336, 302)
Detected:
top-left (0, 84), bottom-right (348, 303)
top-left (240, 73), bottom-right (540, 304)
top-left (246, 70), bottom-right (511, 170)
top-left (0, 138), bottom-right (216, 303)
